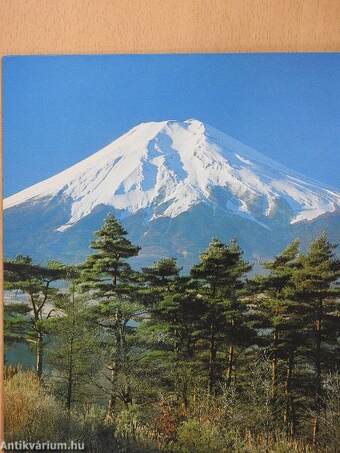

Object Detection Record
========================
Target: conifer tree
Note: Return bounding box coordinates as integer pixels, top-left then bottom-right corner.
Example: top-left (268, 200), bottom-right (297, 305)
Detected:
top-left (4, 304), bottom-right (31, 346)
top-left (255, 240), bottom-right (305, 435)
top-left (141, 259), bottom-right (205, 407)
top-left (79, 214), bottom-right (141, 420)
top-left (141, 258), bottom-right (181, 305)
top-left (46, 266), bottom-right (99, 412)
top-left (190, 238), bottom-right (252, 394)
top-left (4, 256), bottom-right (66, 378)
top-left (293, 234), bottom-right (340, 445)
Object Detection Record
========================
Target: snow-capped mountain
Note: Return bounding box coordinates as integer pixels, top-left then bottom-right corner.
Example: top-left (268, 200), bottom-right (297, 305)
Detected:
top-left (4, 119), bottom-right (340, 267)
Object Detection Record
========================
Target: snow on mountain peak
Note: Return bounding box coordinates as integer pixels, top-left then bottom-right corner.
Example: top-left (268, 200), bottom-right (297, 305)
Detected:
top-left (4, 119), bottom-right (340, 232)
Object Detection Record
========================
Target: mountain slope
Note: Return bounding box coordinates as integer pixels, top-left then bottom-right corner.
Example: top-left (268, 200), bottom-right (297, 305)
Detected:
top-left (4, 119), bottom-right (340, 267)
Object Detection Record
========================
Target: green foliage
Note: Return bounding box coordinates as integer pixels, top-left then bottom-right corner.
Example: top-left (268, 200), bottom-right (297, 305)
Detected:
top-left (4, 214), bottom-right (340, 452)
top-left (46, 291), bottom-right (100, 410)
top-left (78, 214), bottom-right (143, 420)
top-left (4, 303), bottom-right (31, 345)
top-left (79, 214), bottom-right (140, 294)
top-left (115, 404), bottom-right (143, 438)
top-left (175, 419), bottom-right (225, 453)
top-left (4, 257), bottom-right (67, 378)
top-left (190, 238), bottom-right (254, 393)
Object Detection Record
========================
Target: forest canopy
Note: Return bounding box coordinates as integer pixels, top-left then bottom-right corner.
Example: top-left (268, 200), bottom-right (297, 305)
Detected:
top-left (4, 214), bottom-right (340, 453)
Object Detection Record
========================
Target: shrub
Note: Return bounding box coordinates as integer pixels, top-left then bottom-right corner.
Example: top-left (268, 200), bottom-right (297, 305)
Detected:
top-left (175, 418), bottom-right (225, 453)
top-left (4, 370), bottom-right (68, 441)
top-left (116, 404), bottom-right (143, 438)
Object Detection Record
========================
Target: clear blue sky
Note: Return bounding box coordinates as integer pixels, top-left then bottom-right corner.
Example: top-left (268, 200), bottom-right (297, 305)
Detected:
top-left (3, 53), bottom-right (340, 197)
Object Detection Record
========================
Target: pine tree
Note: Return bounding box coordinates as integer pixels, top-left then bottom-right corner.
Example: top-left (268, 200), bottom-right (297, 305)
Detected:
top-left (141, 258), bottom-right (180, 301)
top-left (255, 240), bottom-right (305, 435)
top-left (46, 267), bottom-right (99, 412)
top-left (78, 214), bottom-right (141, 420)
top-left (293, 234), bottom-right (340, 445)
top-left (190, 238), bottom-right (252, 394)
top-left (141, 259), bottom-right (204, 407)
top-left (4, 304), bottom-right (31, 346)
top-left (4, 256), bottom-right (66, 378)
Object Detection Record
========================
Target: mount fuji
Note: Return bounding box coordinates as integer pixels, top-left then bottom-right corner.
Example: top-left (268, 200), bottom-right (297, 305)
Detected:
top-left (4, 119), bottom-right (340, 269)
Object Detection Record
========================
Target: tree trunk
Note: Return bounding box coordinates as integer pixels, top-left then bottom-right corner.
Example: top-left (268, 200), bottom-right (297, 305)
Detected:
top-left (290, 401), bottom-right (296, 438)
top-left (315, 313), bottom-right (322, 397)
top-left (313, 300), bottom-right (323, 446)
top-left (182, 389), bottom-right (189, 411)
top-left (106, 364), bottom-right (117, 422)
top-left (272, 327), bottom-right (278, 399)
top-left (208, 329), bottom-right (216, 395)
top-left (227, 344), bottom-right (234, 386)
top-left (106, 395), bottom-right (116, 422)
top-left (66, 286), bottom-right (76, 412)
top-left (312, 416), bottom-right (319, 448)
top-left (284, 351), bottom-right (295, 436)
top-left (112, 265), bottom-right (118, 288)
top-left (66, 337), bottom-right (74, 412)
top-left (35, 331), bottom-right (43, 379)
top-left (106, 321), bottom-right (125, 421)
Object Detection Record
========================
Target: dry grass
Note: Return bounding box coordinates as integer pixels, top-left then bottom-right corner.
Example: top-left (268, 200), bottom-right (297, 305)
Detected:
top-left (4, 368), bottom-right (68, 441)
